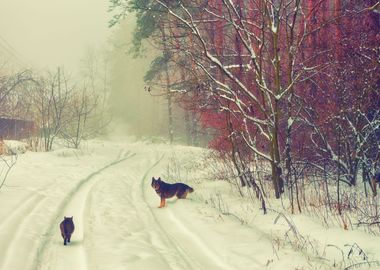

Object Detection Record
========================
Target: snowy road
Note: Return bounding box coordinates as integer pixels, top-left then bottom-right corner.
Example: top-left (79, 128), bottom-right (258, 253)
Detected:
top-left (0, 140), bottom-right (313, 270)
top-left (36, 150), bottom-right (136, 270)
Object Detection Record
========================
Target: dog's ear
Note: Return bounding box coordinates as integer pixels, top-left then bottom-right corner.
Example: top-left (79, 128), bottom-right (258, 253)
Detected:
top-left (158, 177), bottom-right (161, 181)
top-left (152, 177), bottom-right (155, 181)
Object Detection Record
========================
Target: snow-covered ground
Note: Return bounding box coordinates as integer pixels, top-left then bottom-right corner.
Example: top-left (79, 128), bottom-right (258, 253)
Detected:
top-left (0, 138), bottom-right (379, 270)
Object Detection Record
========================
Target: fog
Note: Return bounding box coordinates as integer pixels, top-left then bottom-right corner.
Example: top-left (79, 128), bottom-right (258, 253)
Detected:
top-left (0, 0), bottom-right (110, 71)
top-left (0, 0), bottom-right (173, 139)
top-left (108, 15), bottom-right (172, 139)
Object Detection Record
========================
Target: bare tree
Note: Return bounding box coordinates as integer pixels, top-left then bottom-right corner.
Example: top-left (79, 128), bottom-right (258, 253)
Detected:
top-left (80, 47), bottom-right (113, 137)
top-left (61, 85), bottom-right (98, 149)
top-left (0, 69), bottom-right (33, 118)
top-left (144, 0), bottom-right (328, 198)
top-left (29, 68), bottom-right (72, 151)
top-left (0, 154), bottom-right (17, 191)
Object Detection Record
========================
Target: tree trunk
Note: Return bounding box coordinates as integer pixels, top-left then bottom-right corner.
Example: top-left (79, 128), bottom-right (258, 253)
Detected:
top-left (160, 26), bottom-right (174, 144)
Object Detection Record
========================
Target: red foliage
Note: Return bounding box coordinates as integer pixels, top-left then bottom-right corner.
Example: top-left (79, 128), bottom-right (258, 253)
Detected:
top-left (172, 0), bottom-right (379, 167)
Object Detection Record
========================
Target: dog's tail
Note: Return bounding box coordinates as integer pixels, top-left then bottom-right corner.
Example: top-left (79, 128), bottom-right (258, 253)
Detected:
top-left (188, 187), bottom-right (194, 193)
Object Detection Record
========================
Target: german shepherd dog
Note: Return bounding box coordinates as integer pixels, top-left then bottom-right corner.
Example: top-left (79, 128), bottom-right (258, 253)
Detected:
top-left (60, 216), bottom-right (75, 245)
top-left (151, 177), bottom-right (194, 208)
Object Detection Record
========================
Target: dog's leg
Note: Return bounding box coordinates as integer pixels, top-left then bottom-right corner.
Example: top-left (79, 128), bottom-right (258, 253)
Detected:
top-left (159, 197), bottom-right (165, 208)
top-left (372, 177), bottom-right (377, 196)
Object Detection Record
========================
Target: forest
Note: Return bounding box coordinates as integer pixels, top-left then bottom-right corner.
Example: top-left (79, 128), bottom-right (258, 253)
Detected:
top-left (108, 0), bottom-right (380, 224)
top-left (0, 1), bottom-right (379, 269)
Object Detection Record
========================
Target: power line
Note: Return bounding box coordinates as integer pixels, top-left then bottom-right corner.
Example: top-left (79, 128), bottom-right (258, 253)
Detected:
top-left (0, 33), bottom-right (31, 67)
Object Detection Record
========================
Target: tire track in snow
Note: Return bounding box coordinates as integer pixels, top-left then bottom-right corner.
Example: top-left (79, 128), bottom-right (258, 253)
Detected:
top-left (0, 194), bottom-right (46, 269)
top-left (138, 154), bottom-right (232, 270)
top-left (127, 155), bottom-right (194, 270)
top-left (162, 209), bottom-right (232, 270)
top-left (35, 150), bottom-right (135, 270)
top-left (0, 193), bottom-right (42, 231)
top-left (128, 154), bottom-right (206, 270)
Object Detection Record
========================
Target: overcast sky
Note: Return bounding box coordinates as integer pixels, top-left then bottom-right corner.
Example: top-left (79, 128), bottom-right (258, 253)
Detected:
top-left (0, 0), bottom-right (111, 72)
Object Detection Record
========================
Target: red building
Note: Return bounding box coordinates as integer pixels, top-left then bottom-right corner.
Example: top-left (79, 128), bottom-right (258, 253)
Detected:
top-left (0, 117), bottom-right (37, 140)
